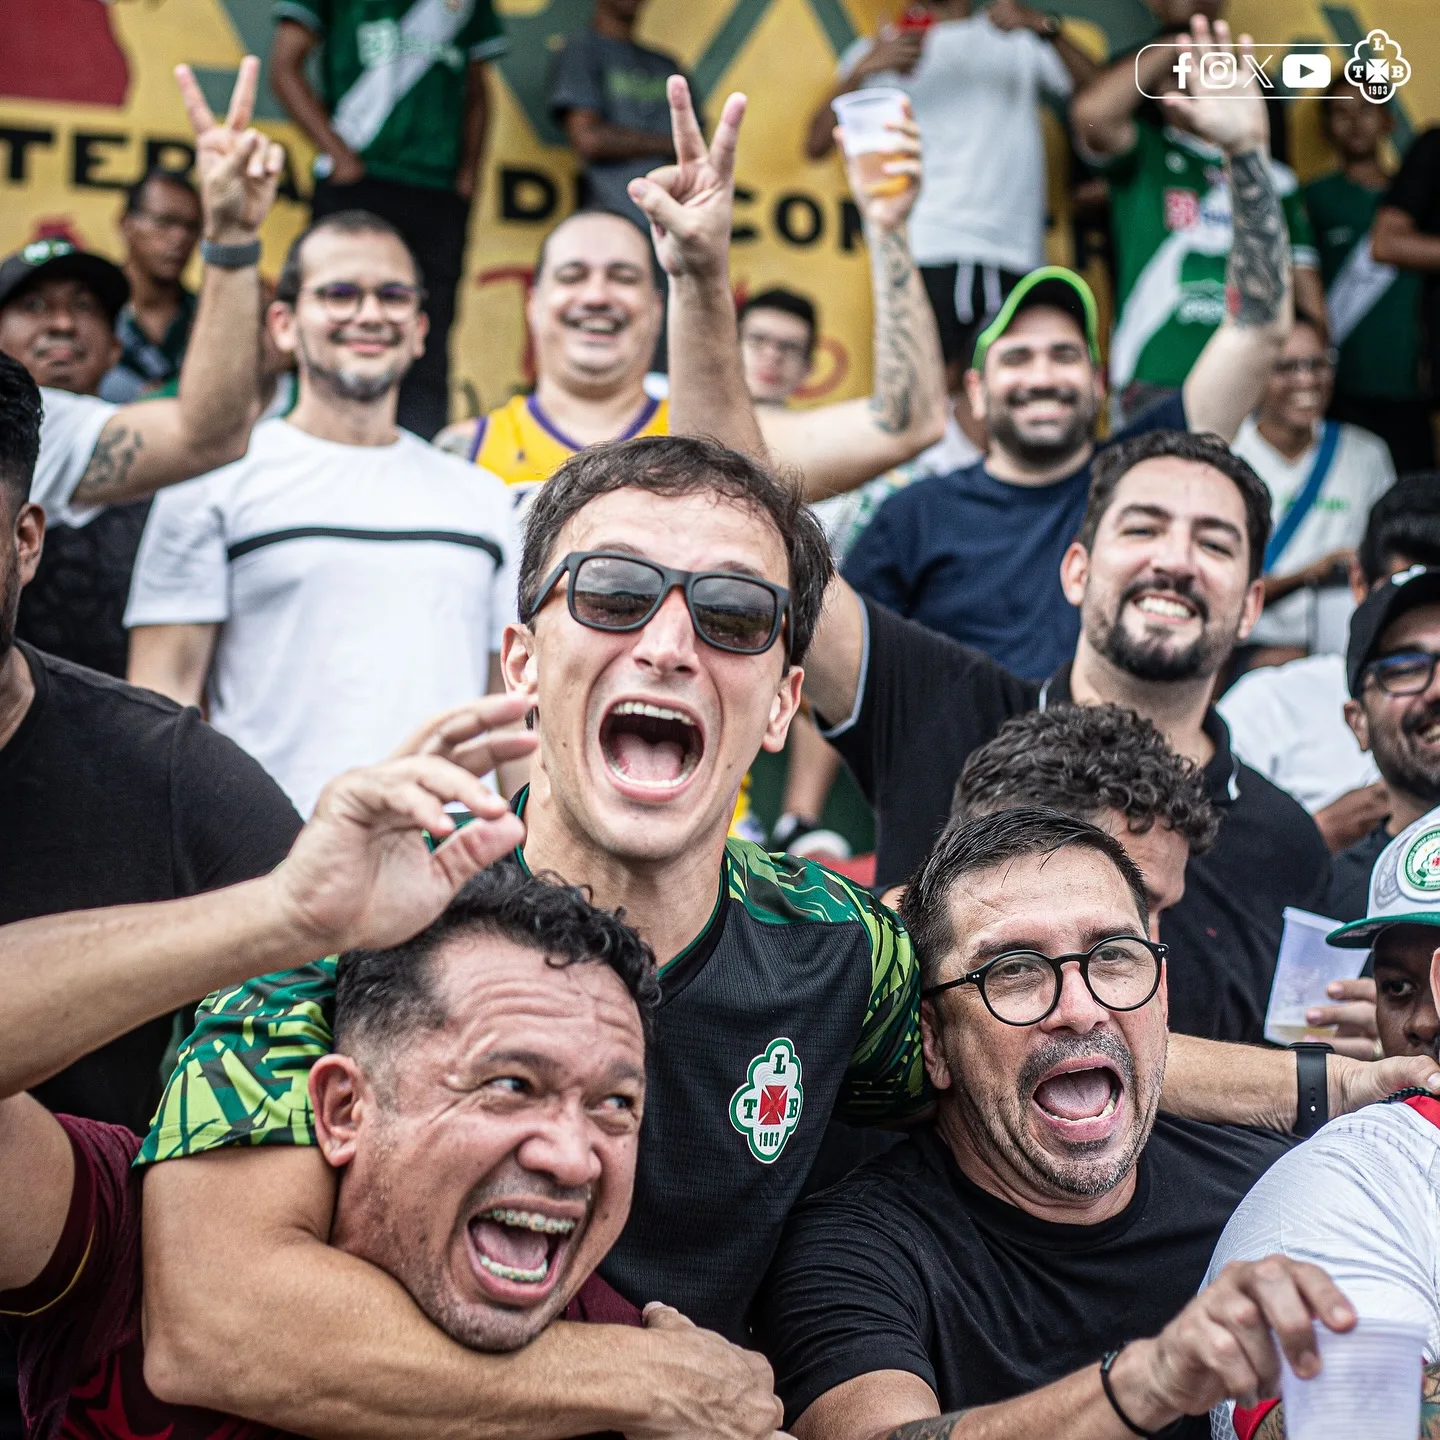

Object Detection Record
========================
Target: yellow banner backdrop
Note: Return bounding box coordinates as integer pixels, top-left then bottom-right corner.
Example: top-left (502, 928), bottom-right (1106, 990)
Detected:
top-left (2, 0), bottom-right (1437, 419)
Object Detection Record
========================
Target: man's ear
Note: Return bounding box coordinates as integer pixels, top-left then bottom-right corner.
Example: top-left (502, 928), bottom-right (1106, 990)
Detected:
top-left (15, 501), bottom-right (45, 586)
top-left (963, 367), bottom-right (987, 425)
top-left (1344, 697), bottom-right (1371, 753)
top-left (760, 663), bottom-right (804, 754)
top-left (1059, 540), bottom-right (1090, 608)
top-left (501, 621), bottom-right (538, 699)
top-left (1348, 554), bottom-right (1369, 606)
top-left (920, 1000), bottom-right (953, 1092)
top-left (1430, 946), bottom-right (1440, 1026)
top-left (1234, 575), bottom-right (1267, 643)
top-left (270, 302), bottom-right (300, 358)
top-left (410, 309), bottom-right (430, 361)
top-left (310, 1053), bottom-right (373, 1170)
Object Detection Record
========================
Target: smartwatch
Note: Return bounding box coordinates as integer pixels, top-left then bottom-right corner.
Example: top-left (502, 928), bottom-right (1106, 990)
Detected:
top-left (1290, 1041), bottom-right (1333, 1138)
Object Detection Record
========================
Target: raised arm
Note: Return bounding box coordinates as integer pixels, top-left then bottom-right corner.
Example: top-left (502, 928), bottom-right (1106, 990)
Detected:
top-left (1160, 1032), bottom-right (1440, 1134)
top-left (270, 20), bottom-right (366, 185)
top-left (631, 77), bottom-right (769, 463)
top-left (1175, 21), bottom-right (1292, 442)
top-left (800, 575), bottom-right (868, 727)
top-left (71, 59), bottom-right (283, 509)
top-left (803, 30), bottom-right (924, 162)
top-left (1070, 44), bottom-right (1175, 161)
top-left (758, 109), bottom-right (947, 501)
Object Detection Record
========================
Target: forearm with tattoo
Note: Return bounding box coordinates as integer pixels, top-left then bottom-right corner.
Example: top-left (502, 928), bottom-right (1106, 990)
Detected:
top-left (1225, 148), bottom-right (1289, 330)
top-left (886, 1414), bottom-right (969, 1438)
top-left (867, 225), bottom-right (927, 435)
top-left (73, 424), bottom-right (144, 506)
top-left (1254, 1358), bottom-right (1440, 1438)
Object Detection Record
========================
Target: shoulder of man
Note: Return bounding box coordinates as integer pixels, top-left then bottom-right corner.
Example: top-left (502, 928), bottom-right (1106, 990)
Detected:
top-left (137, 957), bottom-right (338, 1166)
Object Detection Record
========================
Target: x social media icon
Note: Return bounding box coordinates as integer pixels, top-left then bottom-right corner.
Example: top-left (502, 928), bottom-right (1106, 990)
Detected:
top-left (1282, 53), bottom-right (1332, 89)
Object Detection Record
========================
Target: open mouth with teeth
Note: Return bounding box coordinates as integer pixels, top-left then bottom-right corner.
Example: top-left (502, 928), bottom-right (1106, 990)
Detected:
top-left (1131, 592), bottom-right (1200, 625)
top-left (1031, 1063), bottom-right (1124, 1136)
top-left (467, 1207), bottom-right (578, 1302)
top-left (599, 700), bottom-right (704, 793)
top-left (564, 311), bottom-right (627, 337)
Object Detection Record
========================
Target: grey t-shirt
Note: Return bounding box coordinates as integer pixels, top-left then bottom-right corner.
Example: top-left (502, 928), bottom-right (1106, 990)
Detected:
top-left (549, 29), bottom-right (696, 221)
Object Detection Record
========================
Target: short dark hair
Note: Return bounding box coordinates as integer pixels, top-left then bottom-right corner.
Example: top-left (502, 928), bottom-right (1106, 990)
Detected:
top-left (738, 288), bottom-right (818, 355)
top-left (519, 433), bottom-right (834, 665)
top-left (275, 210), bottom-right (424, 305)
top-left (124, 166), bottom-right (199, 217)
top-left (954, 704), bottom-right (1218, 854)
top-left (1078, 429), bottom-right (1272, 582)
top-left (1358, 473), bottom-right (1440, 583)
top-left (532, 208), bottom-right (658, 289)
top-left (334, 863), bottom-right (660, 1075)
top-left (0, 353), bottom-right (42, 514)
top-left (900, 807), bottom-right (1150, 988)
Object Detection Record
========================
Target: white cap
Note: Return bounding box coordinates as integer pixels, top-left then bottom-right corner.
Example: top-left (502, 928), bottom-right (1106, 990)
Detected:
top-left (1328, 803), bottom-right (1440, 946)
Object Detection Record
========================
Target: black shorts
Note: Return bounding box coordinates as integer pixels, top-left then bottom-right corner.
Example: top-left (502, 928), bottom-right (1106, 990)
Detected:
top-left (920, 262), bottom-right (1027, 369)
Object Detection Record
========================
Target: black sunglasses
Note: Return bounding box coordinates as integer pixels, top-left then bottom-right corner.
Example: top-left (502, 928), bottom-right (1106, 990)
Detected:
top-left (922, 935), bottom-right (1167, 1027)
top-left (524, 551), bottom-right (791, 657)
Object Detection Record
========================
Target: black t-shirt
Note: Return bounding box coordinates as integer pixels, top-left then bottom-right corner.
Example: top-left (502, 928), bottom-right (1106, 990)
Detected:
top-left (1325, 822), bottom-right (1389, 923)
top-left (755, 1118), bottom-right (1292, 1436)
top-left (0, 643), bottom-right (302, 1132)
top-left (1383, 128), bottom-right (1440, 387)
top-left (822, 606), bottom-right (1332, 1042)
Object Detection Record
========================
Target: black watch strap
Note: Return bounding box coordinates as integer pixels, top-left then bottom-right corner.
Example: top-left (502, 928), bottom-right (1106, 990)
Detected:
top-left (200, 238), bottom-right (262, 269)
top-left (1100, 1349), bottom-right (1161, 1437)
top-left (1291, 1042), bottom-right (1333, 1138)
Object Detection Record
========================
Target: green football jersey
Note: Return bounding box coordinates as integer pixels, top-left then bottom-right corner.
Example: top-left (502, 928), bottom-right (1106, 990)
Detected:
top-left (275, 0), bottom-right (507, 190)
top-left (138, 839), bottom-right (927, 1339)
top-left (1103, 122), bottom-right (1318, 389)
top-left (1303, 170), bottom-right (1422, 400)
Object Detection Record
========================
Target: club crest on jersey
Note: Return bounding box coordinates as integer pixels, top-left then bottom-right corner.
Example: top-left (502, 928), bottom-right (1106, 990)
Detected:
top-left (729, 1038), bottom-right (804, 1164)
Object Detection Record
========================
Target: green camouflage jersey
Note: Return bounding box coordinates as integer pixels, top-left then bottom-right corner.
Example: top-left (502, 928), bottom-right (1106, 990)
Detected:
top-left (275, 0), bottom-right (507, 190)
top-left (140, 838), bottom-right (927, 1341)
top-left (1303, 170), bottom-right (1423, 400)
top-left (1101, 122), bottom-right (1318, 390)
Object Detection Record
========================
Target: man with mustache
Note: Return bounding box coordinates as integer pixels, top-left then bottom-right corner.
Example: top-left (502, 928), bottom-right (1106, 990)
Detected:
top-left (757, 807), bottom-right (1359, 1440)
top-left (840, 19), bottom-right (1286, 686)
top-left (125, 211), bottom-right (520, 817)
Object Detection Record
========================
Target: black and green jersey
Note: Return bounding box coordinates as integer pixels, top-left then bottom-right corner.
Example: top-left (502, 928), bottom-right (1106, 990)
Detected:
top-left (139, 840), bottom-right (927, 1340)
top-left (1303, 170), bottom-right (1423, 401)
top-left (275, 0), bottom-right (507, 190)
top-left (1100, 122), bottom-right (1317, 390)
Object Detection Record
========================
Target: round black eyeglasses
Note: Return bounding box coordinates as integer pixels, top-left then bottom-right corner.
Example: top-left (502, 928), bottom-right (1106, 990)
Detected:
top-left (921, 935), bottom-right (1167, 1027)
top-left (523, 551), bottom-right (791, 657)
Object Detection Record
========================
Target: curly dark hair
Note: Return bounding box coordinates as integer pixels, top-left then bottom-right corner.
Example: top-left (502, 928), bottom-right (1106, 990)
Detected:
top-left (954, 704), bottom-right (1219, 855)
top-left (1077, 429), bottom-right (1272, 582)
top-left (518, 433), bottom-right (834, 667)
top-left (335, 861), bottom-right (660, 1071)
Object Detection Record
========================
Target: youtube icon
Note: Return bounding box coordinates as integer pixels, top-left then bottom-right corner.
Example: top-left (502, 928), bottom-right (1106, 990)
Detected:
top-left (1283, 52), bottom-right (1333, 88)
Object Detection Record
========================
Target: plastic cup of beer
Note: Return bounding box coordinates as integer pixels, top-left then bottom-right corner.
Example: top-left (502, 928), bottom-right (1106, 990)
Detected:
top-left (1280, 1316), bottom-right (1427, 1440)
top-left (832, 88), bottom-right (912, 198)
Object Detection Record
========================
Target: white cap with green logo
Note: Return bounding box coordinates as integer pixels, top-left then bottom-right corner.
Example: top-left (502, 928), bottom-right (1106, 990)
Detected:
top-left (1328, 804), bottom-right (1440, 947)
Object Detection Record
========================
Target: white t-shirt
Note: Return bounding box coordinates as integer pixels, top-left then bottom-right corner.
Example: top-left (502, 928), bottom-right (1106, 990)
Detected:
top-left (838, 16), bottom-right (1072, 271)
top-left (1232, 417), bottom-right (1396, 650)
top-left (1217, 652), bottom-right (1380, 813)
top-left (125, 419), bottom-right (520, 816)
top-left (1204, 1101), bottom-right (1440, 1440)
top-left (31, 387), bottom-right (115, 528)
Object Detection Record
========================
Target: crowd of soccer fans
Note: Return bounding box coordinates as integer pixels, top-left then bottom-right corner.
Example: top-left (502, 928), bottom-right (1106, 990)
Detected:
top-left (6, 2), bottom-right (1440, 1438)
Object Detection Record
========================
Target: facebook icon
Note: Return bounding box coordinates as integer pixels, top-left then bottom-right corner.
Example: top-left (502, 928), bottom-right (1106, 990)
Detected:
top-left (1173, 51), bottom-right (1193, 88)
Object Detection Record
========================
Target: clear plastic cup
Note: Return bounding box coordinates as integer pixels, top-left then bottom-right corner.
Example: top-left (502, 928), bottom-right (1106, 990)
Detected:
top-left (1280, 1317), bottom-right (1427, 1439)
top-left (831, 88), bottom-right (911, 197)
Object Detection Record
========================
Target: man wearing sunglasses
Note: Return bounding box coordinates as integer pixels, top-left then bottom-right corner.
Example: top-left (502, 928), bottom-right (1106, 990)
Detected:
top-left (757, 806), bottom-right (1342, 1440)
top-left (1326, 566), bottom-right (1440, 923)
top-left (126, 210), bottom-right (520, 818)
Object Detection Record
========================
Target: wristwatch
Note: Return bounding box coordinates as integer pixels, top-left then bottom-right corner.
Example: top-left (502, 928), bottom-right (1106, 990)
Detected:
top-left (200, 238), bottom-right (262, 269)
top-left (1290, 1041), bottom-right (1333, 1138)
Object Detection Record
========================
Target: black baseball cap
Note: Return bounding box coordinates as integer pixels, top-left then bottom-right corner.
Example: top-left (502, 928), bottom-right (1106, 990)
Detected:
top-left (970, 266), bottom-right (1102, 373)
top-left (0, 238), bottom-right (129, 324)
top-left (1346, 564), bottom-right (1440, 697)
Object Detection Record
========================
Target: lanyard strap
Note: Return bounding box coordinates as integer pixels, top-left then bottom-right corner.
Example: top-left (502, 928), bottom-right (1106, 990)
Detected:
top-left (1264, 420), bottom-right (1341, 573)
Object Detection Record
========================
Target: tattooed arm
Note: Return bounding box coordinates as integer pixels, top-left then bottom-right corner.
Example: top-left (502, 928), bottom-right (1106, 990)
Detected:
top-left (759, 108), bottom-right (947, 501)
top-left (1254, 1360), bottom-right (1440, 1439)
top-left (69, 60), bottom-right (281, 509)
top-left (1161, 19), bottom-right (1292, 443)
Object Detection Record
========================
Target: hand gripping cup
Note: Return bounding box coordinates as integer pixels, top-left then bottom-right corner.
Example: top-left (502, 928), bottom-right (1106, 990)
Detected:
top-left (1280, 1316), bottom-right (1427, 1439)
top-left (832, 88), bottom-right (912, 199)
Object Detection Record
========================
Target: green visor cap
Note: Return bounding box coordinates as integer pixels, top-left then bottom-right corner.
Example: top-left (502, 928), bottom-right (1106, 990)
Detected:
top-left (1328, 912), bottom-right (1440, 948)
top-left (970, 265), bottom-right (1102, 374)
top-left (1328, 809), bottom-right (1440, 946)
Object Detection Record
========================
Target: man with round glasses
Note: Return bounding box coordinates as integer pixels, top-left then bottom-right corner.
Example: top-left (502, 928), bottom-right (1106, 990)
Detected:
top-left (758, 806), bottom-right (1329, 1440)
top-left (1326, 565), bottom-right (1440, 921)
top-left (126, 210), bottom-right (520, 816)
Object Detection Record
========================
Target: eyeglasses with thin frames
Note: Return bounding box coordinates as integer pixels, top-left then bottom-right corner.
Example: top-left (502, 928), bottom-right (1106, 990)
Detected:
top-left (922, 935), bottom-right (1167, 1027)
top-left (1365, 649), bottom-right (1440, 697)
top-left (524, 551), bottom-right (791, 658)
top-left (300, 281), bottom-right (425, 323)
